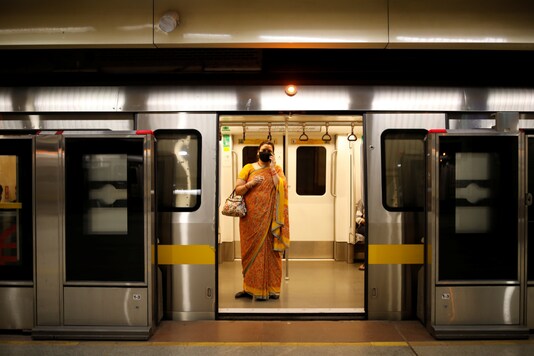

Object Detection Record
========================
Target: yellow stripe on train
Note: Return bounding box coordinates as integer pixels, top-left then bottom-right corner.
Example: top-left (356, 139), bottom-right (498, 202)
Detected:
top-left (368, 244), bottom-right (424, 265)
top-left (156, 245), bottom-right (216, 265)
top-left (152, 244), bottom-right (423, 265)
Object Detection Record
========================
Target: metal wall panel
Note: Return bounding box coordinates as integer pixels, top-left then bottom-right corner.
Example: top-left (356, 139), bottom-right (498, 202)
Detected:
top-left (0, 113), bottom-right (134, 130)
top-left (389, 0), bottom-right (534, 49)
top-left (0, 0), bottom-right (153, 47)
top-left (34, 135), bottom-right (62, 326)
top-left (154, 0), bottom-right (388, 48)
top-left (0, 287), bottom-right (33, 329)
top-left (528, 287), bottom-right (534, 328)
top-left (2, 86), bottom-right (534, 113)
top-left (435, 286), bottom-right (520, 325)
top-left (64, 287), bottom-right (148, 326)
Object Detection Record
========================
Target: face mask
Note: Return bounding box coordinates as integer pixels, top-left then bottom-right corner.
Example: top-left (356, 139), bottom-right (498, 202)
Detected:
top-left (259, 151), bottom-right (271, 162)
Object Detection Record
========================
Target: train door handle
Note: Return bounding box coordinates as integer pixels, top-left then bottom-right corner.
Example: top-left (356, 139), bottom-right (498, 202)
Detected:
top-left (526, 193), bottom-right (533, 207)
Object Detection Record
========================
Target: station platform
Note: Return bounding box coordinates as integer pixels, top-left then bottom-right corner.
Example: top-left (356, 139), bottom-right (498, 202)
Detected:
top-left (1, 320), bottom-right (534, 355)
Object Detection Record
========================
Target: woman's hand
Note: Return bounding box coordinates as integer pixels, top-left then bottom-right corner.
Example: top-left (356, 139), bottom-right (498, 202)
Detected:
top-left (269, 154), bottom-right (279, 185)
top-left (250, 175), bottom-right (264, 187)
top-left (269, 153), bottom-right (276, 169)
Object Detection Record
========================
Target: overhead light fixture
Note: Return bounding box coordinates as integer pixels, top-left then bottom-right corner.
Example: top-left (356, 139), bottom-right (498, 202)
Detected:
top-left (159, 11), bottom-right (179, 33)
top-left (285, 84), bottom-right (297, 97)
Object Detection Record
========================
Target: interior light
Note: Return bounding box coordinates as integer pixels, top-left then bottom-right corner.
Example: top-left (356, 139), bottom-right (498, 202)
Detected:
top-left (159, 11), bottom-right (179, 33)
top-left (285, 85), bottom-right (297, 97)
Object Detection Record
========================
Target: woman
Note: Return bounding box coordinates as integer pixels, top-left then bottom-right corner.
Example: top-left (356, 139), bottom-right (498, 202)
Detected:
top-left (234, 141), bottom-right (290, 301)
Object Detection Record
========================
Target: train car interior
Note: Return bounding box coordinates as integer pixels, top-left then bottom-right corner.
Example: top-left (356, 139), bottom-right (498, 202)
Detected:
top-left (217, 114), bottom-right (365, 317)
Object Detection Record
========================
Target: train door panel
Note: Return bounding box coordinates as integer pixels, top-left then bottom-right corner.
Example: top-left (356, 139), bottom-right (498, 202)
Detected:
top-left (526, 134), bottom-right (534, 329)
top-left (366, 113), bottom-right (445, 320)
top-left (334, 135), bottom-right (358, 261)
top-left (137, 113), bottom-right (218, 321)
top-left (288, 139), bottom-right (335, 258)
top-left (426, 131), bottom-right (523, 338)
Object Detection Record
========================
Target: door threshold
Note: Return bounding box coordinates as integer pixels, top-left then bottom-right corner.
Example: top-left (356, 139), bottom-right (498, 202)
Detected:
top-left (219, 308), bottom-right (364, 313)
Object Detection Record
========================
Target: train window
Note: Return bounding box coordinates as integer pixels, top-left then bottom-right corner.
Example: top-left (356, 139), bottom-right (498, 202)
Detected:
top-left (65, 137), bottom-right (145, 282)
top-left (296, 146), bottom-right (326, 195)
top-left (0, 155), bottom-right (19, 266)
top-left (243, 146), bottom-right (260, 165)
top-left (0, 139), bottom-right (33, 282)
top-left (437, 135), bottom-right (518, 281)
top-left (155, 130), bottom-right (201, 211)
top-left (381, 129), bottom-right (427, 211)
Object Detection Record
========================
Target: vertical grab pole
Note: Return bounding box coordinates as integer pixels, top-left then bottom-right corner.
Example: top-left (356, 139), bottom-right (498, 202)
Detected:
top-left (284, 118), bottom-right (290, 280)
top-left (331, 149), bottom-right (338, 259)
top-left (348, 143), bottom-right (354, 262)
top-left (231, 150), bottom-right (238, 245)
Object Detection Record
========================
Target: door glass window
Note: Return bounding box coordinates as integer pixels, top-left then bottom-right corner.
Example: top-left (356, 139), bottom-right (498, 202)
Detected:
top-left (156, 131), bottom-right (201, 211)
top-left (0, 139), bottom-right (33, 281)
top-left (65, 138), bottom-right (145, 282)
top-left (296, 146), bottom-right (326, 196)
top-left (381, 129), bottom-right (427, 211)
top-left (84, 154), bottom-right (128, 235)
top-left (0, 155), bottom-right (19, 265)
top-left (437, 135), bottom-right (518, 281)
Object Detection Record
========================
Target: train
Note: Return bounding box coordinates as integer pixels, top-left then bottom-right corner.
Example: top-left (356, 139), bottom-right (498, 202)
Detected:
top-left (1, 85), bottom-right (534, 339)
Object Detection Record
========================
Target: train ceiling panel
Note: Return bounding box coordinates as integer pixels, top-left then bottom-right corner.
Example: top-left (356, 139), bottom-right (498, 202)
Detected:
top-left (0, 0), bottom-right (154, 47)
top-left (388, 0), bottom-right (534, 50)
top-left (153, 0), bottom-right (388, 48)
top-left (1, 1), bottom-right (533, 50)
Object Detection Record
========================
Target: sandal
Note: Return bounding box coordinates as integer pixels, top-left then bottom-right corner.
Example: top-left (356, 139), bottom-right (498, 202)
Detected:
top-left (235, 291), bottom-right (252, 299)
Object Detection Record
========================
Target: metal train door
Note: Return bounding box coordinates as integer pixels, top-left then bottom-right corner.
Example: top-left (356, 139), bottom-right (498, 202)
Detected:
top-left (365, 113), bottom-right (445, 320)
top-left (137, 113), bottom-right (218, 321)
top-left (287, 136), bottom-right (336, 259)
top-left (426, 130), bottom-right (526, 339)
top-left (525, 131), bottom-right (534, 329)
top-left (0, 134), bottom-right (34, 330)
top-left (33, 131), bottom-right (156, 340)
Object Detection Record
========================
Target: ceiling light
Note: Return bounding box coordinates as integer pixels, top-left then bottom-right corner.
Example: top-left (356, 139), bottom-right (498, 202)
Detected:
top-left (285, 84), bottom-right (297, 97)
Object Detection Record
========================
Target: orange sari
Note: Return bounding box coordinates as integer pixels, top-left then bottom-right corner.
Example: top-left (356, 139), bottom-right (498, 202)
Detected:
top-left (238, 164), bottom-right (289, 300)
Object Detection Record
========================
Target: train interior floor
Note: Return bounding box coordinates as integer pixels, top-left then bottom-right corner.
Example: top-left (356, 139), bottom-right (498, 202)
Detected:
top-left (218, 259), bottom-right (365, 312)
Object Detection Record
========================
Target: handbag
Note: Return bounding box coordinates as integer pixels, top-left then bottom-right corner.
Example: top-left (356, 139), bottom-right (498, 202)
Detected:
top-left (221, 189), bottom-right (247, 217)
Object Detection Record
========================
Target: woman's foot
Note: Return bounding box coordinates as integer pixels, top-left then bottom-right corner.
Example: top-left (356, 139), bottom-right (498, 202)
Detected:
top-left (359, 264), bottom-right (365, 270)
top-left (235, 291), bottom-right (252, 299)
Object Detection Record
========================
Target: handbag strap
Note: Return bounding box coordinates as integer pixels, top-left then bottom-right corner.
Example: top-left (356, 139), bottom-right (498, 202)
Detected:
top-left (229, 188), bottom-right (237, 198)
